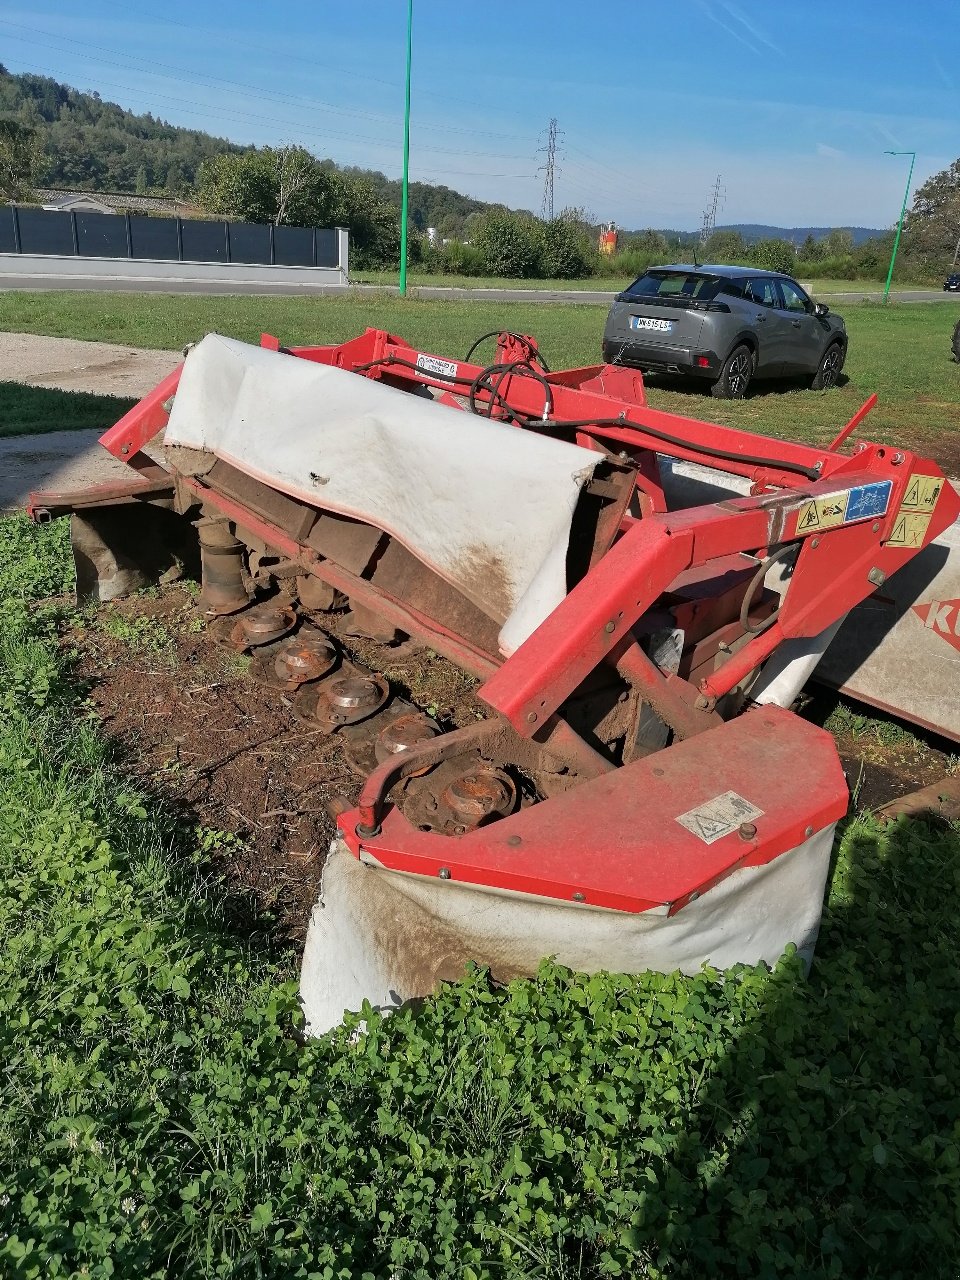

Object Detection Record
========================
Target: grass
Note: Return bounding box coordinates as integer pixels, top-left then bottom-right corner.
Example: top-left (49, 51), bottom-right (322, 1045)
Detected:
top-left (350, 272), bottom-right (937, 296)
top-left (0, 290), bottom-right (957, 459)
top-left (2, 514), bottom-right (960, 1277)
top-left (352, 269), bottom-right (620, 291)
top-left (0, 381), bottom-right (136, 437)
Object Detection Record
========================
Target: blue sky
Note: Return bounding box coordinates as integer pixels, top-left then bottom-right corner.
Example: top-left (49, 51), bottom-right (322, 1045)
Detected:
top-left (1, 0), bottom-right (957, 231)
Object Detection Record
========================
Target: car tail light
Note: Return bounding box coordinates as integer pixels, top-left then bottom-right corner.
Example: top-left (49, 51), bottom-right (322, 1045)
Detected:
top-left (691, 301), bottom-right (731, 313)
top-left (696, 356), bottom-right (711, 368)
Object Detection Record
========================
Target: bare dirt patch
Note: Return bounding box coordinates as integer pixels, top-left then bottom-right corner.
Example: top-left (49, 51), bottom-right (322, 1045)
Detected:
top-left (68, 585), bottom-right (481, 941)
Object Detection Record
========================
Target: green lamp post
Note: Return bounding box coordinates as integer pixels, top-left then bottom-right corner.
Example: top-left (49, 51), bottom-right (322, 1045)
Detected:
top-left (399, 0), bottom-right (413, 296)
top-left (882, 149), bottom-right (916, 304)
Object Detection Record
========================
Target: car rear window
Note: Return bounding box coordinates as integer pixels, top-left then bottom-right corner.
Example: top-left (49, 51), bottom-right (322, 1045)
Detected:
top-left (622, 272), bottom-right (722, 302)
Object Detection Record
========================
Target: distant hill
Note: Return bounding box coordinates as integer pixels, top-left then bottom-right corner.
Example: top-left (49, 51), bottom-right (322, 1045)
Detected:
top-left (0, 65), bottom-right (494, 236)
top-left (0, 65), bottom-right (889, 245)
top-left (715, 223), bottom-right (887, 246)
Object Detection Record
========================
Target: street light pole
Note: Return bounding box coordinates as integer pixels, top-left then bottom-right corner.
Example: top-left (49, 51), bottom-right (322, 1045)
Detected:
top-left (882, 149), bottom-right (916, 304)
top-left (399, 0), bottom-right (413, 297)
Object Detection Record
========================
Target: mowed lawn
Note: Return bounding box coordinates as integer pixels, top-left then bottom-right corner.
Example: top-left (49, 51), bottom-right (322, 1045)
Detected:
top-left (0, 382), bottom-right (137, 437)
top-left (0, 290), bottom-right (957, 461)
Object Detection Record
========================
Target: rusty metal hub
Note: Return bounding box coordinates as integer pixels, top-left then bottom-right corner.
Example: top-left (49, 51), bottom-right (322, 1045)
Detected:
top-left (274, 634), bottom-right (338, 685)
top-left (401, 757), bottom-right (517, 836)
top-left (327, 675), bottom-right (387, 713)
top-left (443, 767), bottom-right (515, 823)
top-left (375, 712), bottom-right (441, 764)
top-left (248, 628), bottom-right (339, 692)
top-left (342, 703), bottom-right (441, 778)
top-left (226, 602), bottom-right (298, 649)
top-left (292, 664), bottom-right (390, 734)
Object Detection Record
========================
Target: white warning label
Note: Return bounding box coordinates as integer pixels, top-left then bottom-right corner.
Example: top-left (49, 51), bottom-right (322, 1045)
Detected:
top-left (415, 353), bottom-right (459, 380)
top-left (676, 791), bottom-right (764, 845)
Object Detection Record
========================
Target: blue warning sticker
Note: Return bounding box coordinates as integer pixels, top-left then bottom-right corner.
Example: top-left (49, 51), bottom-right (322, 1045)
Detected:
top-left (845, 480), bottom-right (893, 521)
top-left (795, 480), bottom-right (892, 534)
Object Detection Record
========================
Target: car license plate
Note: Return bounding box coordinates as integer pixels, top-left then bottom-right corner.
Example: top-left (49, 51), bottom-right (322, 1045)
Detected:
top-left (630, 316), bottom-right (673, 332)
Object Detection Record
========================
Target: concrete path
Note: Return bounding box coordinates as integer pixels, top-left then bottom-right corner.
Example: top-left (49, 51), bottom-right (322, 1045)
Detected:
top-left (1, 333), bottom-right (177, 511)
top-left (0, 331), bottom-right (180, 397)
top-left (0, 429), bottom-right (163, 512)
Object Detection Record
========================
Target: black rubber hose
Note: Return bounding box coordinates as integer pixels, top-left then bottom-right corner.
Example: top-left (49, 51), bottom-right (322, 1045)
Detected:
top-left (465, 331), bottom-right (551, 372)
top-left (739, 543), bottom-right (798, 635)
top-left (522, 412), bottom-right (822, 481)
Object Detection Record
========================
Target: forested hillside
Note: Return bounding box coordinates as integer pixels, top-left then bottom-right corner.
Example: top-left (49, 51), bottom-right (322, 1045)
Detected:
top-left (0, 65), bottom-right (244, 194)
top-left (0, 66), bottom-right (491, 234)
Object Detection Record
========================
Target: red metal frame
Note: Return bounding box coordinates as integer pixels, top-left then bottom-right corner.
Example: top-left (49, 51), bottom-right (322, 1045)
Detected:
top-left (38, 326), bottom-right (960, 915)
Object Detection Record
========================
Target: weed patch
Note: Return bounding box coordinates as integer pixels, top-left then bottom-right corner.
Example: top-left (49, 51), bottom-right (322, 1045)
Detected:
top-left (1, 517), bottom-right (959, 1278)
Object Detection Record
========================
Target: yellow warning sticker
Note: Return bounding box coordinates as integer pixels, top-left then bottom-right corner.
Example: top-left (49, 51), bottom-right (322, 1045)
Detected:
top-left (887, 511), bottom-right (932, 548)
top-left (796, 494), bottom-right (848, 532)
top-left (899, 474), bottom-right (943, 514)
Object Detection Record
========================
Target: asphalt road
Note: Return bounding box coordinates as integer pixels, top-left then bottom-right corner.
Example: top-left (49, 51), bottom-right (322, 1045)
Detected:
top-left (1, 272), bottom-right (960, 305)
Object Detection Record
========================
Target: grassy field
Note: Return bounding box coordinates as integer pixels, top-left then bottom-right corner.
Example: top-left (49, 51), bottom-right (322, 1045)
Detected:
top-left (0, 290), bottom-right (957, 461)
top-left (351, 271), bottom-right (930, 296)
top-left (0, 382), bottom-right (136, 437)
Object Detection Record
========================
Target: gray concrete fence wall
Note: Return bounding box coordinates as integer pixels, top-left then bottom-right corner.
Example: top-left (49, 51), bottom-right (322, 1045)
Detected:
top-left (0, 239), bottom-right (349, 288)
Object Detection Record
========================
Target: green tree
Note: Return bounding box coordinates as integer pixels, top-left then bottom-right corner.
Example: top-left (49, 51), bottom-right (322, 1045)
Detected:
top-left (704, 228), bottom-right (746, 260)
top-left (537, 211), bottom-right (594, 279)
top-left (0, 118), bottom-right (39, 201)
top-left (196, 150), bottom-right (277, 222)
top-left (903, 158), bottom-right (960, 266)
top-left (824, 227), bottom-right (854, 256)
top-left (798, 234), bottom-right (825, 263)
top-left (472, 208), bottom-right (541, 278)
top-left (330, 172), bottom-right (400, 269)
top-left (195, 147), bottom-right (334, 226)
top-left (625, 228), bottom-right (670, 256)
top-left (751, 237), bottom-right (796, 274)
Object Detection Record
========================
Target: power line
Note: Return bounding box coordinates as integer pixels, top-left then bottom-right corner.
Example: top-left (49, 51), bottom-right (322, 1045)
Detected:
top-left (2, 50), bottom-right (532, 163)
top-left (0, 20), bottom-right (534, 145)
top-left (699, 173), bottom-right (725, 248)
top-left (538, 117), bottom-right (560, 220)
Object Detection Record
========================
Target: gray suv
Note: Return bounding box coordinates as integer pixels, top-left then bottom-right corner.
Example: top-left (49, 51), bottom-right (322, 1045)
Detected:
top-left (602, 265), bottom-right (847, 398)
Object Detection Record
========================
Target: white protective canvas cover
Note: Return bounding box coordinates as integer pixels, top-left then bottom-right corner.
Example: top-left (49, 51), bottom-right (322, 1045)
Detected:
top-left (164, 334), bottom-right (602, 653)
top-left (300, 827), bottom-right (836, 1035)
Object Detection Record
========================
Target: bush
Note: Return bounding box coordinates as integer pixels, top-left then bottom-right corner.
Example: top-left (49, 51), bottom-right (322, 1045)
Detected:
top-left (751, 237), bottom-right (797, 274)
top-left (427, 238), bottom-right (488, 276)
top-left (536, 216), bottom-right (595, 279)
top-left (472, 208), bottom-right (543, 279)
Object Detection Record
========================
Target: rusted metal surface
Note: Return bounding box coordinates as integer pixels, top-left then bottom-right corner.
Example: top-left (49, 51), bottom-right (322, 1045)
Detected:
top-left (341, 704), bottom-right (441, 779)
top-left (197, 518), bottom-right (249, 617)
top-left (875, 775), bottom-right (960, 823)
top-left (403, 758), bottom-right (518, 836)
top-left (233, 603), bottom-right (298, 648)
top-left (293, 664), bottom-right (390, 734)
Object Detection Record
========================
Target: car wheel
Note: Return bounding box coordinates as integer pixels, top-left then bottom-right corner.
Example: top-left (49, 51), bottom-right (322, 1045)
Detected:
top-left (811, 342), bottom-right (845, 390)
top-left (710, 344), bottom-right (753, 399)
top-left (952, 318), bottom-right (960, 363)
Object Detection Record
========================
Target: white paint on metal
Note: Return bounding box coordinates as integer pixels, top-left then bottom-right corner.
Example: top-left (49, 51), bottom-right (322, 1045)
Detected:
top-left (300, 827), bottom-right (836, 1035)
top-left (165, 334), bottom-right (601, 653)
